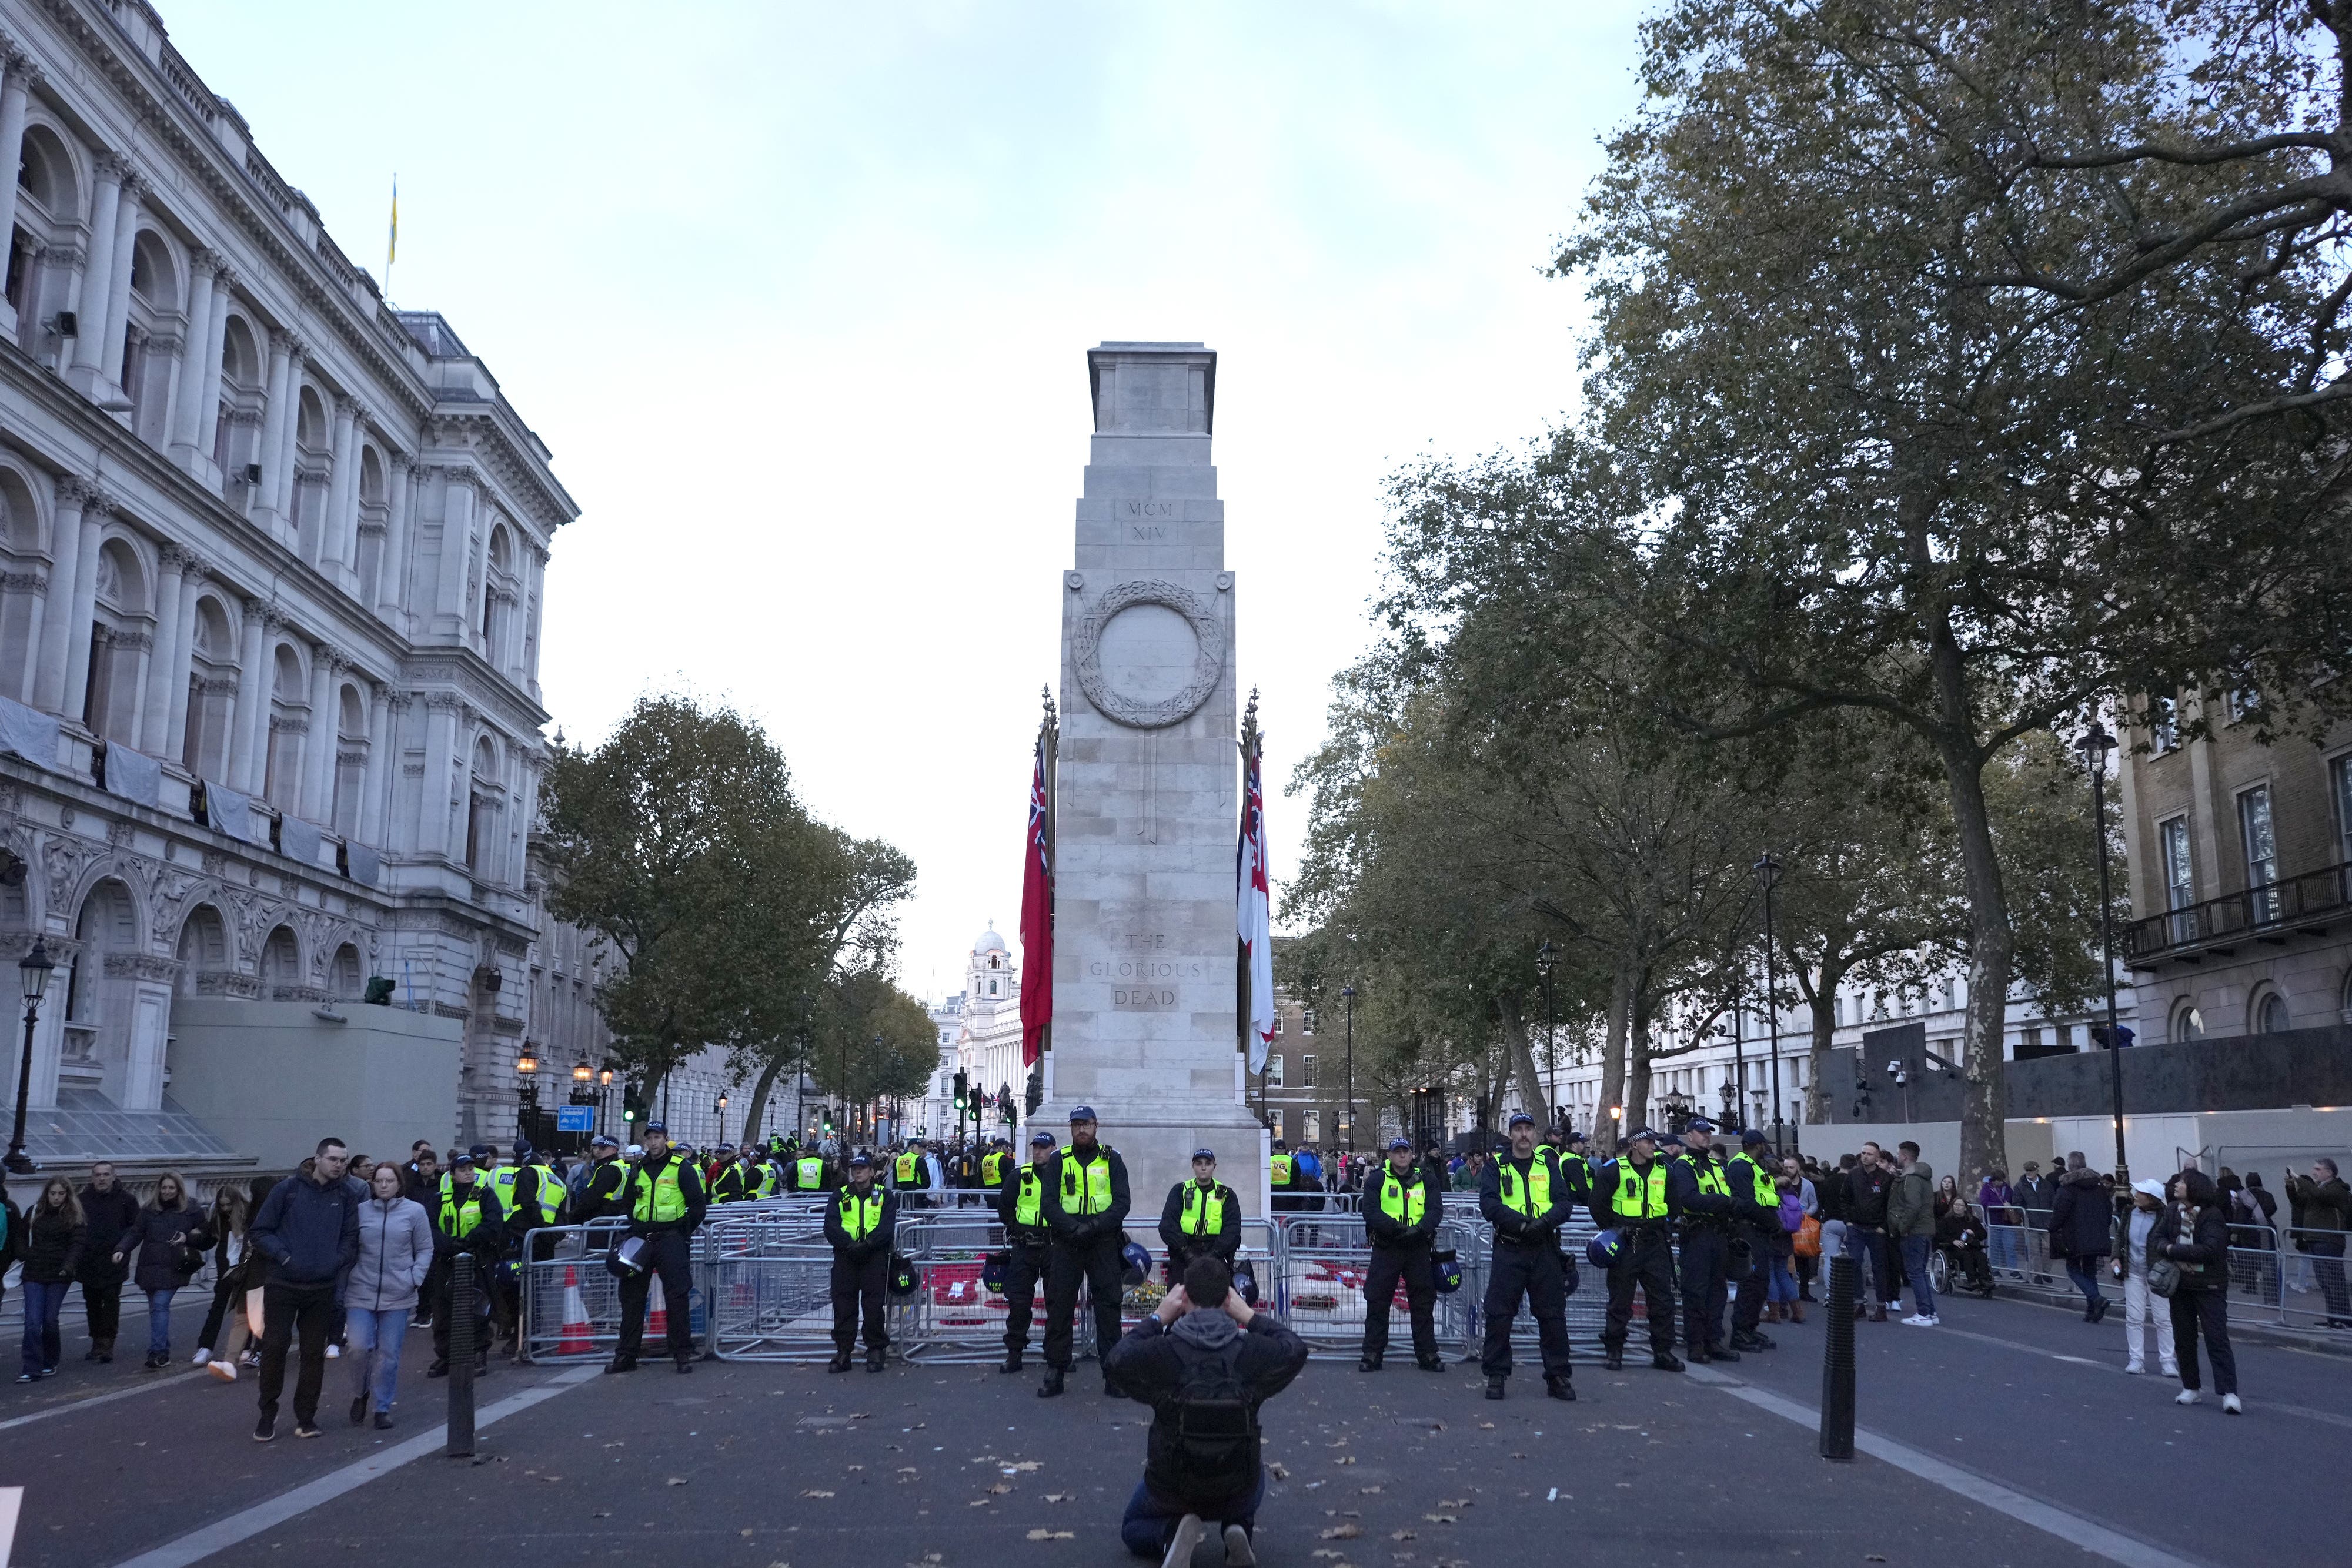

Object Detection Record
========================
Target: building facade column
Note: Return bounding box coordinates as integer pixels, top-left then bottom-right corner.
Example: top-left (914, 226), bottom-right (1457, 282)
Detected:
top-left (254, 332), bottom-right (290, 526)
top-left (320, 395), bottom-right (356, 570)
top-left (269, 338), bottom-right (307, 526)
top-left (168, 249), bottom-right (219, 460)
top-left (137, 544), bottom-right (186, 754)
top-left (434, 469), bottom-right (476, 639)
top-left (360, 682), bottom-right (394, 848)
top-left (467, 507), bottom-right (493, 653)
top-left (422, 692), bottom-right (461, 859)
top-left (97, 175), bottom-right (141, 387)
top-left (523, 544), bottom-right (546, 700)
top-left (68, 153), bottom-right (126, 376)
top-left (230, 600), bottom-right (270, 793)
top-left (303, 642), bottom-right (338, 823)
top-left (192, 269), bottom-right (234, 483)
top-left (162, 558), bottom-right (203, 762)
top-left (375, 454), bottom-right (413, 627)
top-left (30, 476), bottom-right (88, 712)
top-left (56, 490), bottom-right (108, 724)
top-left (0, 54), bottom-right (34, 336)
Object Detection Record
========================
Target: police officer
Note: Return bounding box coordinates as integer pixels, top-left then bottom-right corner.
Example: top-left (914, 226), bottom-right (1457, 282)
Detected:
top-left (1590, 1126), bottom-right (1683, 1372)
top-left (1725, 1128), bottom-right (1782, 1353)
top-left (824, 1151), bottom-right (896, 1373)
top-left (744, 1144), bottom-right (779, 1201)
top-left (710, 1144), bottom-right (747, 1205)
top-left (1478, 1112), bottom-right (1576, 1400)
top-left (1558, 1129), bottom-right (1595, 1189)
top-left (786, 1142), bottom-right (831, 1194)
top-left (1359, 1135), bottom-right (1445, 1373)
top-left (1268, 1140), bottom-right (1301, 1214)
top-left (426, 1149), bottom-right (504, 1378)
top-left (1666, 1117), bottom-right (1739, 1363)
top-left (994, 1129), bottom-right (1056, 1373)
top-left (893, 1139), bottom-right (931, 1210)
top-left (607, 1122), bottom-right (707, 1375)
top-left (1037, 1106), bottom-right (1130, 1399)
top-left (578, 1133), bottom-right (629, 1222)
top-left (1158, 1148), bottom-right (1241, 1279)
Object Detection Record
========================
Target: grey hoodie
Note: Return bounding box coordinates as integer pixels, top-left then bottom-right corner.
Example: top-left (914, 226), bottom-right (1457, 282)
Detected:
top-left (1886, 1161), bottom-right (1936, 1238)
top-left (1170, 1308), bottom-right (1243, 1353)
top-left (343, 1195), bottom-right (434, 1313)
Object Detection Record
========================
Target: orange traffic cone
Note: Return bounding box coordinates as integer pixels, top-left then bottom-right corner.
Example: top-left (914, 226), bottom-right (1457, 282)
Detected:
top-left (558, 1267), bottom-right (592, 1356)
top-left (646, 1273), bottom-right (669, 1340)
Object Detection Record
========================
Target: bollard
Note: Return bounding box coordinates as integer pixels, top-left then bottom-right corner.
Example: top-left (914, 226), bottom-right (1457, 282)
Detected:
top-left (1818, 1253), bottom-right (1855, 1462)
top-left (447, 1253), bottom-right (477, 1459)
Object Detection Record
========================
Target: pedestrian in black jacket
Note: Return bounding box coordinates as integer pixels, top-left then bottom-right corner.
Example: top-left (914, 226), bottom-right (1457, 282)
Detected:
top-left (823, 1151), bottom-right (897, 1373)
top-left (0, 1176), bottom-right (19, 1320)
top-left (1105, 1253), bottom-right (1309, 1563)
top-left (1845, 1145), bottom-right (1897, 1318)
top-left (1358, 1136), bottom-right (1445, 1372)
top-left (2156, 1168), bottom-right (2240, 1410)
top-left (248, 1138), bottom-right (362, 1440)
top-left (15, 1179), bottom-right (83, 1382)
top-left (2048, 1153), bottom-right (2116, 1322)
top-left (425, 1149), bottom-right (504, 1378)
top-left (117, 1172), bottom-right (212, 1369)
top-left (994, 1130), bottom-right (1057, 1374)
top-left (1479, 1112), bottom-right (1576, 1398)
top-left (76, 1161), bottom-right (141, 1363)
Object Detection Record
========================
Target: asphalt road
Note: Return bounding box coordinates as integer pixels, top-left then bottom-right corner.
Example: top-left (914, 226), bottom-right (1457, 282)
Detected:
top-left (0, 1286), bottom-right (2340, 1568)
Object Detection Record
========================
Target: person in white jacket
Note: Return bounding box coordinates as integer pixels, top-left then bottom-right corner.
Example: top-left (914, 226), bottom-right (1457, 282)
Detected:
top-left (2117, 1178), bottom-right (2177, 1378)
top-left (343, 1164), bottom-right (435, 1429)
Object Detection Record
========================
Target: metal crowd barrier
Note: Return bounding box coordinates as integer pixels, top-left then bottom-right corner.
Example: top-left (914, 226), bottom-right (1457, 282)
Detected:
top-left (519, 1219), bottom-right (637, 1363)
top-left (1271, 1213), bottom-right (1477, 1361)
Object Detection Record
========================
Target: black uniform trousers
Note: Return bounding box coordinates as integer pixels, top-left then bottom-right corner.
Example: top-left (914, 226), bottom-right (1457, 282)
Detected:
top-left (427, 1256), bottom-right (493, 1365)
top-left (1603, 1228), bottom-right (1678, 1353)
top-left (1731, 1229), bottom-right (1768, 1335)
top-left (1362, 1240), bottom-right (1437, 1363)
top-left (1678, 1225), bottom-right (1730, 1352)
top-left (1043, 1230), bottom-right (1125, 1369)
top-left (1479, 1237), bottom-right (1573, 1380)
top-left (615, 1229), bottom-right (696, 1363)
top-left (831, 1249), bottom-right (890, 1354)
top-left (1002, 1239), bottom-right (1048, 1353)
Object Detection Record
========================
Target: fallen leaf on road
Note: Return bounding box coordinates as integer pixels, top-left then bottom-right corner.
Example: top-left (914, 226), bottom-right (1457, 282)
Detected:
top-left (540, 1475), bottom-right (562, 1483)
top-left (846, 1465), bottom-right (864, 1472)
top-left (800, 1490), bottom-right (835, 1499)
top-left (969, 1499), bottom-right (992, 1508)
top-left (1361, 1485), bottom-right (1384, 1494)
top-left (989, 1484), bottom-right (1011, 1495)
top-left (1024, 1530), bottom-right (1075, 1542)
top-left (1334, 1456), bottom-right (1357, 1465)
top-left (1421, 1514), bottom-right (1457, 1524)
top-left (1269, 1463), bottom-right (1290, 1480)
top-left (1322, 1525), bottom-right (1363, 1540)
top-left (1477, 1422), bottom-right (1494, 1430)
top-left (1004, 1461), bottom-right (1041, 1472)
top-left (1044, 1493), bottom-right (1070, 1503)
top-left (666, 1478), bottom-right (689, 1487)
top-left (1390, 1532), bottom-right (1416, 1542)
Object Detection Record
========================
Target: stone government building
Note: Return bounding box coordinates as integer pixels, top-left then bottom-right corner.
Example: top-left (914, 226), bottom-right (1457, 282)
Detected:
top-left (0, 0), bottom-right (575, 1176)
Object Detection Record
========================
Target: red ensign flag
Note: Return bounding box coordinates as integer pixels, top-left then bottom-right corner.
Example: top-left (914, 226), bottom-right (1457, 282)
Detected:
top-left (1018, 733), bottom-right (1052, 1066)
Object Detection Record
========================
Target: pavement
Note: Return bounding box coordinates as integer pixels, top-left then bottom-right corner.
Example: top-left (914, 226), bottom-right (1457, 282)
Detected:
top-left (0, 1286), bottom-right (2343, 1568)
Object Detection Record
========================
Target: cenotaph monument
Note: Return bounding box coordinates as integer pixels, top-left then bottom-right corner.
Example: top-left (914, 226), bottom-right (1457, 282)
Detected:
top-left (1037, 341), bottom-right (1268, 1216)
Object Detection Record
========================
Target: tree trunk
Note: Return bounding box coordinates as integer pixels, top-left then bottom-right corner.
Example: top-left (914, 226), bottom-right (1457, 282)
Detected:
top-left (1497, 990), bottom-right (1552, 1129)
top-left (1595, 962), bottom-right (1635, 1156)
top-left (1933, 721), bottom-right (2014, 1185)
top-left (1627, 982), bottom-right (1655, 1135)
top-left (741, 1051), bottom-right (789, 1151)
top-left (1805, 985), bottom-right (1839, 1127)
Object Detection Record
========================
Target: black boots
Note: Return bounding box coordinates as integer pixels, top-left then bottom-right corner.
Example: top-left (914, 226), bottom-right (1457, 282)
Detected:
top-left (1000, 1349), bottom-right (1023, 1374)
top-left (827, 1350), bottom-right (854, 1373)
top-left (1415, 1356), bottom-right (1445, 1372)
top-left (1545, 1377), bottom-right (1576, 1402)
top-left (603, 1353), bottom-right (637, 1375)
top-left (1484, 1376), bottom-right (1505, 1400)
top-left (1038, 1366), bottom-right (1065, 1398)
top-left (1652, 1350), bottom-right (1686, 1372)
top-left (866, 1350), bottom-right (885, 1374)
top-left (1603, 1346), bottom-right (1624, 1370)
top-left (1357, 1354), bottom-right (1382, 1372)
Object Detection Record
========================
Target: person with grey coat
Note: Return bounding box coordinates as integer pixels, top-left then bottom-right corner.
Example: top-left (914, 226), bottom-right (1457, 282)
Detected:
top-left (342, 1164), bottom-right (433, 1429)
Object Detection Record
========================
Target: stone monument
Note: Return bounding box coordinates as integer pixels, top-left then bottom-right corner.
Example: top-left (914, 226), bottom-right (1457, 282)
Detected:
top-left (1038, 342), bottom-right (1267, 1216)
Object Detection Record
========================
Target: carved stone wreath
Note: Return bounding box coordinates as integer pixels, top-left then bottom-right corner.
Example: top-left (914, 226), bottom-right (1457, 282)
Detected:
top-left (1073, 578), bottom-right (1225, 729)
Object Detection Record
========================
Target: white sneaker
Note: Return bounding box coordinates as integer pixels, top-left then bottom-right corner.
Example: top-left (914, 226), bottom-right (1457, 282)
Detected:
top-left (1162, 1513), bottom-right (1205, 1568)
top-left (2162, 1363), bottom-right (2179, 1378)
top-left (324, 1344), bottom-right (340, 1360)
top-left (1222, 1524), bottom-right (1255, 1567)
top-left (206, 1360), bottom-right (237, 1383)
top-left (1902, 1313), bottom-right (1937, 1326)
top-left (2124, 1360), bottom-right (2144, 1375)
top-left (191, 1348), bottom-right (211, 1366)
top-left (2176, 1389), bottom-right (2200, 1405)
top-left (2221, 1393), bottom-right (2243, 1415)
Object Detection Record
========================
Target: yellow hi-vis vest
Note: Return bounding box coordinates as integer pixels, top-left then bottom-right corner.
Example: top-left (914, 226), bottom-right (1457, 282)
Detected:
top-left (1059, 1145), bottom-right (1114, 1215)
top-left (1496, 1155), bottom-right (1553, 1219)
top-left (1612, 1159), bottom-right (1670, 1221)
top-left (983, 1151), bottom-right (1008, 1187)
top-left (794, 1156), bottom-right (826, 1191)
top-left (896, 1151), bottom-right (922, 1185)
top-left (630, 1158), bottom-right (689, 1224)
top-left (487, 1165), bottom-right (522, 1220)
top-left (1180, 1181), bottom-right (1226, 1236)
top-left (1679, 1152), bottom-right (1731, 1200)
top-left (530, 1164), bottom-right (562, 1223)
top-left (754, 1162), bottom-right (778, 1198)
top-left (1378, 1168), bottom-right (1426, 1229)
top-left (1729, 1152), bottom-right (1776, 1212)
top-left (1014, 1167), bottom-right (1045, 1227)
top-left (437, 1175), bottom-right (489, 1238)
top-left (838, 1188), bottom-right (884, 1240)
top-left (1269, 1154), bottom-right (1294, 1185)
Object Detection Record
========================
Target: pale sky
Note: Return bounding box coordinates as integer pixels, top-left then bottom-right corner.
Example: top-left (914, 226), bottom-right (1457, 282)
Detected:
top-left (166, 2), bottom-right (1643, 1001)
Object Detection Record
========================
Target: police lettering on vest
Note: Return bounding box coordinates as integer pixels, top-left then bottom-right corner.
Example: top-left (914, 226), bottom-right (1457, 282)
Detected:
top-left (1060, 1146), bottom-right (1114, 1214)
top-left (1268, 1154), bottom-right (1294, 1186)
top-left (1498, 1156), bottom-right (1553, 1218)
top-left (982, 1151), bottom-right (1008, 1187)
top-left (1181, 1181), bottom-right (1227, 1236)
top-left (1014, 1168), bottom-right (1045, 1228)
top-left (795, 1156), bottom-right (825, 1191)
top-left (1378, 1169), bottom-right (1427, 1230)
top-left (1612, 1161), bottom-right (1670, 1221)
top-left (895, 1151), bottom-right (921, 1185)
top-left (838, 1189), bottom-right (884, 1241)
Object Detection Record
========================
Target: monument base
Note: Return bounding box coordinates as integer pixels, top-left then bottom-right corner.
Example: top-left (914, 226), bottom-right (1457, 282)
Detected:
top-left (1034, 1085), bottom-right (1271, 1222)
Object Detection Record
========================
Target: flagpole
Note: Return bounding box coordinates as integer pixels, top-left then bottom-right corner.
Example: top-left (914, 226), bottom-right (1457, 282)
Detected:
top-left (384, 174), bottom-right (397, 304)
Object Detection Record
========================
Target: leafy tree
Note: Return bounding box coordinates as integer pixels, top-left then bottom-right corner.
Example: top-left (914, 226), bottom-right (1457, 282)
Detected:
top-left (804, 969), bottom-right (937, 1132)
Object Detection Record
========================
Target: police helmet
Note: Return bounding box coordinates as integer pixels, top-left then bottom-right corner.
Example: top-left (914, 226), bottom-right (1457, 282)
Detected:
top-left (1587, 1228), bottom-right (1625, 1270)
top-left (981, 1251), bottom-right (1010, 1295)
top-left (1231, 1259), bottom-right (1260, 1306)
top-left (888, 1256), bottom-right (921, 1297)
top-left (1432, 1248), bottom-right (1464, 1295)
top-left (1121, 1241), bottom-right (1151, 1288)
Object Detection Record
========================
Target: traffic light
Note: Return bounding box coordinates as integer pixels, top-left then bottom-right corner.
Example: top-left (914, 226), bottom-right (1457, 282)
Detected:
top-left (622, 1082), bottom-right (644, 1126)
top-left (821, 1106), bottom-right (836, 1134)
top-left (953, 1070), bottom-right (968, 1111)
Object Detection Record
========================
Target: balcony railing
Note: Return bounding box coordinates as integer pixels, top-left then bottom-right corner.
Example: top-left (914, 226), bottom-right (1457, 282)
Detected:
top-left (2123, 859), bottom-right (2352, 965)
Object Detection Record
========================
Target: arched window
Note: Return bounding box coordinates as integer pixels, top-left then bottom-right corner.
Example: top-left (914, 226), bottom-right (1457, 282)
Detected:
top-left (2169, 998), bottom-right (2206, 1044)
top-left (182, 596), bottom-right (236, 774)
top-left (263, 642), bottom-right (308, 809)
top-left (0, 465), bottom-right (45, 702)
top-left (331, 683), bottom-right (366, 835)
top-left (259, 924), bottom-right (300, 992)
top-left (8, 127), bottom-right (79, 331)
top-left (122, 230), bottom-right (179, 443)
top-left (174, 905), bottom-right (229, 998)
top-left (291, 387), bottom-right (328, 547)
top-left (330, 942), bottom-right (363, 999)
top-left (2252, 989), bottom-right (2289, 1035)
top-left (466, 735), bottom-right (500, 880)
top-left (214, 316), bottom-right (264, 479)
top-left (356, 447), bottom-right (388, 605)
top-left (85, 537), bottom-right (150, 743)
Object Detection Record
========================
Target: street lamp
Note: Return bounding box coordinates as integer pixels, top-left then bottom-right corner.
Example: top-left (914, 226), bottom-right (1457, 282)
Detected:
top-left (8, 938), bottom-right (55, 1174)
top-left (2082, 720), bottom-right (2129, 1183)
top-left (1753, 852), bottom-right (1790, 1156)
top-left (515, 1046), bottom-right (539, 1129)
top-left (1340, 984), bottom-right (1357, 1154)
top-left (572, 1060), bottom-right (592, 1085)
top-left (717, 1092), bottom-right (729, 1148)
top-left (599, 1066), bottom-right (614, 1137)
top-left (1535, 941), bottom-right (1556, 1130)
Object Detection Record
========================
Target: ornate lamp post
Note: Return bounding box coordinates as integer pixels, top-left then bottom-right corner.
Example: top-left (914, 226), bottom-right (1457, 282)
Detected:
top-left (1536, 940), bottom-right (1557, 1131)
top-left (2080, 720), bottom-right (2129, 1182)
top-left (717, 1092), bottom-right (729, 1149)
top-left (1340, 984), bottom-right (1357, 1154)
top-left (1753, 852), bottom-right (1790, 1155)
top-left (516, 1045), bottom-right (539, 1137)
top-left (598, 1066), bottom-right (614, 1137)
top-left (8, 938), bottom-right (55, 1174)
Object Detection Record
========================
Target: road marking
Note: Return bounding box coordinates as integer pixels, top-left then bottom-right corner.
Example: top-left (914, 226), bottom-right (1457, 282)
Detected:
top-left (111, 1365), bottom-right (600, 1568)
top-left (1931, 1321), bottom-right (2352, 1429)
top-left (0, 1371), bottom-right (207, 1433)
top-left (1686, 1365), bottom-right (2216, 1568)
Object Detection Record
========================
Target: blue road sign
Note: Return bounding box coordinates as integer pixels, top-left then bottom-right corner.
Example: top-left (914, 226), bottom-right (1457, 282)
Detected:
top-left (556, 1105), bottom-right (594, 1133)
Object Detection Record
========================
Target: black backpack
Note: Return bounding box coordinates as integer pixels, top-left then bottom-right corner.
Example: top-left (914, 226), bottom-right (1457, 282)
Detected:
top-left (1166, 1335), bottom-right (1259, 1498)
